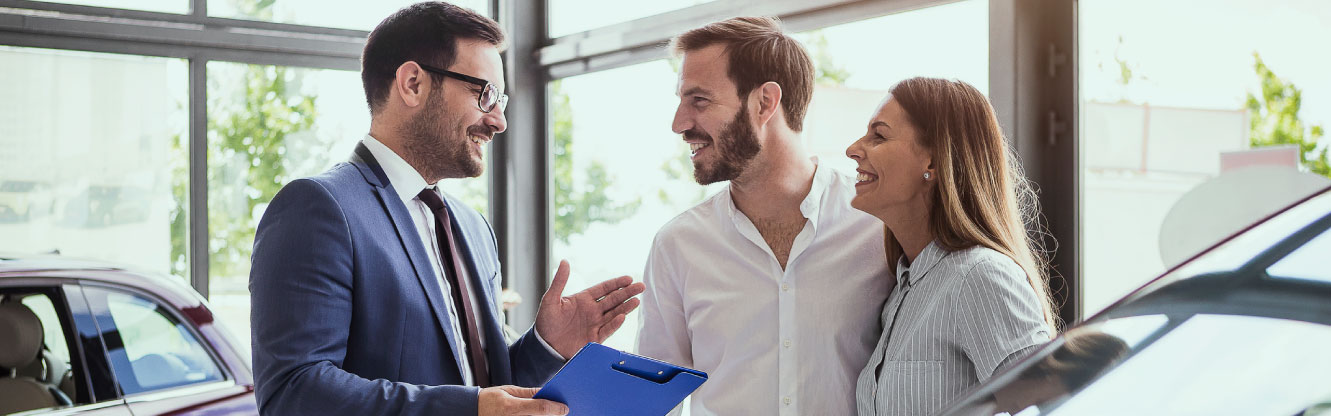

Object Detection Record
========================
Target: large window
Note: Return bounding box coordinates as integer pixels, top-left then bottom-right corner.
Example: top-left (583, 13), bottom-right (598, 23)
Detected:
top-left (795, 0), bottom-right (988, 176)
top-left (0, 46), bottom-right (188, 277)
top-left (3, 0), bottom-right (495, 355)
top-left (549, 60), bottom-right (701, 351)
top-left (548, 0), bottom-right (989, 353)
top-left (204, 62), bottom-right (489, 349)
top-left (1078, 0), bottom-right (1331, 315)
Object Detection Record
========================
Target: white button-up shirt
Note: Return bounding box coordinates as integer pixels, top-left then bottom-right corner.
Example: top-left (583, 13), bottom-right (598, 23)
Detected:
top-left (636, 161), bottom-right (894, 416)
top-left (361, 135), bottom-right (560, 386)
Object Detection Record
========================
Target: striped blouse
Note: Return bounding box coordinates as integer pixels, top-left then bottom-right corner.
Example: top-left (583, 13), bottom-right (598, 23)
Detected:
top-left (855, 241), bottom-right (1052, 416)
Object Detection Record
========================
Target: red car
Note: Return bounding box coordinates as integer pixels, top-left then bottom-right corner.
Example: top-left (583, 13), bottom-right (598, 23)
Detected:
top-left (0, 256), bottom-right (257, 415)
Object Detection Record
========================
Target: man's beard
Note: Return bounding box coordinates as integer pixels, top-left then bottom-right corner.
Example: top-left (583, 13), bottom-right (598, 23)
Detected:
top-left (401, 91), bottom-right (484, 182)
top-left (688, 102), bottom-right (761, 185)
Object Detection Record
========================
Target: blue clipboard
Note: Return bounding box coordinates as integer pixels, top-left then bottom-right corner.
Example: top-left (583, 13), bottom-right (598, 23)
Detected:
top-left (534, 343), bottom-right (707, 416)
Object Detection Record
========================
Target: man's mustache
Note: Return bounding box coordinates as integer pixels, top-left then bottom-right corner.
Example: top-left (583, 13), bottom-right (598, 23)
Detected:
top-left (682, 129), bottom-right (712, 142)
top-left (467, 125), bottom-right (494, 140)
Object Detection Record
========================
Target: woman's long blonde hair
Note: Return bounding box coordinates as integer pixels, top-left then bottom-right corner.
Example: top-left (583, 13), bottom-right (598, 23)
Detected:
top-left (888, 77), bottom-right (1060, 332)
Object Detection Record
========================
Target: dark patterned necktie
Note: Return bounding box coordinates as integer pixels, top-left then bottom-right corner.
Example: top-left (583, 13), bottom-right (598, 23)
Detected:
top-left (417, 188), bottom-right (490, 387)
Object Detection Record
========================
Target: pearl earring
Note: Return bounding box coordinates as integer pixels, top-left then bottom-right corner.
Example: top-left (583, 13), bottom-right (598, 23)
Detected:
top-left (923, 172), bottom-right (931, 180)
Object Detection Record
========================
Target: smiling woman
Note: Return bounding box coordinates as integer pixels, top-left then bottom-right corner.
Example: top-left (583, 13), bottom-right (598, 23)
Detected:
top-left (847, 77), bottom-right (1056, 416)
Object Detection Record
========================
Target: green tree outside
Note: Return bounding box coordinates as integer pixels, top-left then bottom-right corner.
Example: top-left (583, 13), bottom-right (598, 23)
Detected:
top-left (1246, 52), bottom-right (1329, 178)
top-left (551, 79), bottom-right (641, 244)
top-left (168, 0), bottom-right (319, 281)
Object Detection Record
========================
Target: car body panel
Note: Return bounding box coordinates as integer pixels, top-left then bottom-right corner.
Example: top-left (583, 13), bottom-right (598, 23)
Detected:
top-left (0, 257), bottom-right (257, 415)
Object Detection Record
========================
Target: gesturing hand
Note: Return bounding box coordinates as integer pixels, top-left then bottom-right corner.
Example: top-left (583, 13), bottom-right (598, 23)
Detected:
top-left (534, 260), bottom-right (645, 359)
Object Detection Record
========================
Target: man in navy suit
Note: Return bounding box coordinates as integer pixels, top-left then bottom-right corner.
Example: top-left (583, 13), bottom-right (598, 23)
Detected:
top-left (249, 3), bottom-right (645, 415)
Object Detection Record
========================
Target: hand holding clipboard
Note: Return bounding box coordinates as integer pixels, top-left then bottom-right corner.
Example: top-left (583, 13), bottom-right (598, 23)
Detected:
top-left (535, 343), bottom-right (707, 415)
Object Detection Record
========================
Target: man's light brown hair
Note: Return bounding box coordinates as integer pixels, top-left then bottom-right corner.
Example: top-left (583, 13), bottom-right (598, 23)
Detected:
top-left (670, 16), bottom-right (815, 132)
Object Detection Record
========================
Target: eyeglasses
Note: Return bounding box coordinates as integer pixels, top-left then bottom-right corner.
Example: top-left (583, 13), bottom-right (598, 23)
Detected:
top-left (418, 63), bottom-right (508, 113)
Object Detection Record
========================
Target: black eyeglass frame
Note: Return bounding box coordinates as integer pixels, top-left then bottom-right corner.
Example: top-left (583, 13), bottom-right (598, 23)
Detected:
top-left (417, 63), bottom-right (508, 113)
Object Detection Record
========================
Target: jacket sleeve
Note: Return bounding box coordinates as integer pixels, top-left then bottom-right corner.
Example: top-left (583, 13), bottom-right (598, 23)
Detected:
top-left (250, 178), bottom-right (478, 415)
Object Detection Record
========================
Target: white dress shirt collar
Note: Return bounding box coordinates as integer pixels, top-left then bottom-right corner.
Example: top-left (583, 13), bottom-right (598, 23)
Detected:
top-left (723, 156), bottom-right (834, 228)
top-left (637, 160), bottom-right (894, 416)
top-left (362, 134), bottom-right (431, 202)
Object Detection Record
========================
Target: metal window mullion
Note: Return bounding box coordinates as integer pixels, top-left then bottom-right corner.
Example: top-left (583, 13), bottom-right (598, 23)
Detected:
top-left (497, 0), bottom-right (549, 328)
top-left (190, 0), bottom-right (205, 18)
top-left (988, 0), bottom-right (1078, 326)
top-left (188, 57), bottom-right (209, 298)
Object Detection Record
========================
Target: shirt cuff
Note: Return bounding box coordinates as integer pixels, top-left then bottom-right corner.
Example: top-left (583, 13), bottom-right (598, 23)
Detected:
top-left (532, 328), bottom-right (567, 361)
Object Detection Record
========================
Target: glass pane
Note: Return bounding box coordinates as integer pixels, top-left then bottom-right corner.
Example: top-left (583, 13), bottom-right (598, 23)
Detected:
top-left (795, 0), bottom-right (988, 177)
top-left (15, 292), bottom-right (80, 406)
top-left (549, 0), bottom-right (714, 38)
top-left (547, 0), bottom-right (989, 356)
top-left (947, 314), bottom-right (1168, 416)
top-left (549, 60), bottom-right (704, 352)
top-left (0, 46), bottom-right (188, 277)
top-left (20, 294), bottom-right (73, 365)
top-left (1266, 226), bottom-right (1331, 282)
top-left (1048, 315), bottom-right (1331, 415)
top-left (207, 0), bottom-right (489, 31)
top-left (1079, 0), bottom-right (1331, 315)
top-left (28, 0), bottom-right (188, 14)
top-left (101, 290), bottom-right (223, 394)
top-left (204, 62), bottom-right (490, 352)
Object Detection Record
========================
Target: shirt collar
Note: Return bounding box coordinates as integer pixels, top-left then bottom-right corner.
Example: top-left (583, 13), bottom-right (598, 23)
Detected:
top-left (896, 240), bottom-right (948, 288)
top-left (724, 157), bottom-right (833, 224)
top-left (361, 134), bottom-right (430, 204)
top-left (799, 157), bottom-right (832, 224)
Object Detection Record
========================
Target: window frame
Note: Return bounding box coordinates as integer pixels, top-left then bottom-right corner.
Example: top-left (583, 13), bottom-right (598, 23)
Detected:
top-left (1, 0), bottom-right (1083, 328)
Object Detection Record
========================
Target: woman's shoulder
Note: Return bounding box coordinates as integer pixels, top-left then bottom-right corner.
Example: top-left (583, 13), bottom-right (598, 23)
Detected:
top-left (944, 245), bottom-right (1025, 282)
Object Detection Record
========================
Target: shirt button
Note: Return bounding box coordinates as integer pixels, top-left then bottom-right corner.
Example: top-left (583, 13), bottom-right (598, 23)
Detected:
top-left (783, 340), bottom-right (792, 348)
top-left (781, 284), bottom-right (790, 292)
top-left (783, 397), bottom-right (792, 405)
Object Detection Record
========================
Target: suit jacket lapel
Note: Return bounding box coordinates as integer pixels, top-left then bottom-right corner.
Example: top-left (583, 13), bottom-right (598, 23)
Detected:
top-left (352, 143), bottom-right (469, 377)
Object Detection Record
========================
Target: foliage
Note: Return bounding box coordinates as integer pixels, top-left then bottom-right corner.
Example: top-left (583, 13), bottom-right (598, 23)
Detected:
top-left (551, 80), bottom-right (641, 244)
top-left (168, 0), bottom-right (319, 283)
top-left (206, 64), bottom-right (319, 282)
top-left (1246, 52), bottom-right (1329, 178)
top-left (805, 30), bottom-right (851, 86)
top-left (169, 134), bottom-right (188, 278)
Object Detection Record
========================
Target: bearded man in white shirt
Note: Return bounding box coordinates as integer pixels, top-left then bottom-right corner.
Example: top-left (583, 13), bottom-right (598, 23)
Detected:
top-left (636, 16), bottom-right (894, 416)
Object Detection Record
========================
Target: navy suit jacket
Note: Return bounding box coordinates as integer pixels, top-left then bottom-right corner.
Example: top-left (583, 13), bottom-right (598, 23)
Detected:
top-left (250, 143), bottom-right (563, 415)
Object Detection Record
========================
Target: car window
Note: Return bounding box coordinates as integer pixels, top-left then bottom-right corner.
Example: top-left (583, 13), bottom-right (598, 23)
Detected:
top-left (947, 315), bottom-right (1168, 416)
top-left (87, 288), bottom-right (224, 395)
top-left (1, 290), bottom-right (85, 411)
top-left (952, 314), bottom-right (1331, 416)
top-left (1050, 315), bottom-right (1331, 415)
top-left (21, 294), bottom-right (72, 370)
top-left (1265, 226), bottom-right (1331, 283)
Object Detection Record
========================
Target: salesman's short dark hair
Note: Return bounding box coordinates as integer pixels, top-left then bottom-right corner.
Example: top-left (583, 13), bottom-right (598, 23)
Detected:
top-left (360, 2), bottom-right (505, 114)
